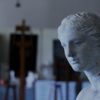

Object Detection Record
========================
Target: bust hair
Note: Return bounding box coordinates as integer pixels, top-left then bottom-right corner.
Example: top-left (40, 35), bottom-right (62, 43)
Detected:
top-left (58, 12), bottom-right (100, 39)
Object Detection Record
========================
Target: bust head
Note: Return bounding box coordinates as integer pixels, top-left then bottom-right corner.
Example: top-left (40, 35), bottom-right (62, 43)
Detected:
top-left (58, 12), bottom-right (100, 72)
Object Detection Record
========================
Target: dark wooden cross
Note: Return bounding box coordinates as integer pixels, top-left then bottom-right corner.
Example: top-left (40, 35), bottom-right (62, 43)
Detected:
top-left (14, 20), bottom-right (32, 100)
top-left (16, 19), bottom-right (30, 34)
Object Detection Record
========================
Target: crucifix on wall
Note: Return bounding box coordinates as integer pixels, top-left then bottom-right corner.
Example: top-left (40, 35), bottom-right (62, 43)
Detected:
top-left (9, 20), bottom-right (38, 100)
top-left (16, 19), bottom-right (30, 33)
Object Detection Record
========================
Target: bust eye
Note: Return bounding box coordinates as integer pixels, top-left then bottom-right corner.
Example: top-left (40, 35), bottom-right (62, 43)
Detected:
top-left (74, 40), bottom-right (84, 45)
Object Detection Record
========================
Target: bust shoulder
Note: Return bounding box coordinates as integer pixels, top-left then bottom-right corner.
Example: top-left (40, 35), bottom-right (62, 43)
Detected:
top-left (76, 86), bottom-right (100, 100)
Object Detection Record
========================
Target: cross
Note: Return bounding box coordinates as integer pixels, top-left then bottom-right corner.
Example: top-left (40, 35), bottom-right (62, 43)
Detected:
top-left (13, 20), bottom-right (32, 100)
top-left (16, 19), bottom-right (30, 34)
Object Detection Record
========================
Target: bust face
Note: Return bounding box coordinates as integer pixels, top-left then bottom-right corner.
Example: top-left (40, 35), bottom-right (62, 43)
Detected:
top-left (59, 28), bottom-right (100, 72)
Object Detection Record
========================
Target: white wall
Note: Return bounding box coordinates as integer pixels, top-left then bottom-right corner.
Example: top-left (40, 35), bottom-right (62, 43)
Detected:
top-left (42, 29), bottom-right (57, 65)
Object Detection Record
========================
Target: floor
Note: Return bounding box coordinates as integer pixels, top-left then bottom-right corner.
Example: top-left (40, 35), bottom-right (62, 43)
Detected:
top-left (0, 80), bottom-right (89, 100)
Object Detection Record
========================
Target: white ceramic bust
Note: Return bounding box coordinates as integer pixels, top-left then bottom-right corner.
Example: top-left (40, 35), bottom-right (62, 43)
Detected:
top-left (58, 12), bottom-right (100, 100)
top-left (26, 71), bottom-right (38, 88)
top-left (10, 70), bottom-right (19, 85)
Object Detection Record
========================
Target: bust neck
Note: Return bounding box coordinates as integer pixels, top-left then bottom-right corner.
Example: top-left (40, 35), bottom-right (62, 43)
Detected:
top-left (84, 67), bottom-right (100, 91)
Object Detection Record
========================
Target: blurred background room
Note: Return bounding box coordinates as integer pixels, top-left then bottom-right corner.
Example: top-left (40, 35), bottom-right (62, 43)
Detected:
top-left (0, 0), bottom-right (100, 100)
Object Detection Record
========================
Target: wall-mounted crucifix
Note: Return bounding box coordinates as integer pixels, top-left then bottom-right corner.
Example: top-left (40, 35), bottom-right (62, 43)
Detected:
top-left (16, 19), bottom-right (30, 34)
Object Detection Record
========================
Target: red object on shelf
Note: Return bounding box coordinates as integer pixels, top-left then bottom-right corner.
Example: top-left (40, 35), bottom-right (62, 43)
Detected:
top-left (0, 80), bottom-right (8, 86)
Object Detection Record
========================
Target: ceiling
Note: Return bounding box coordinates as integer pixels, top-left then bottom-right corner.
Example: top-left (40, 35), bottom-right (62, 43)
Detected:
top-left (0, 0), bottom-right (100, 28)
